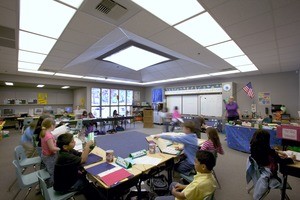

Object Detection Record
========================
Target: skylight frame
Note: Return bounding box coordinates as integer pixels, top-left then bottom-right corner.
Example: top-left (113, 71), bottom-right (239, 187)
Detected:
top-left (18, 50), bottom-right (47, 64)
top-left (18, 68), bottom-right (55, 75)
top-left (206, 40), bottom-right (244, 59)
top-left (235, 64), bottom-right (258, 72)
top-left (98, 41), bottom-right (176, 71)
top-left (18, 61), bottom-right (41, 71)
top-left (225, 55), bottom-right (252, 67)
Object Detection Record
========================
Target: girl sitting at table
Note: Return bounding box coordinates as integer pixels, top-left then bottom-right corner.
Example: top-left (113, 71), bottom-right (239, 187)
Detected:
top-left (154, 121), bottom-right (199, 175)
top-left (201, 127), bottom-right (224, 155)
top-left (248, 129), bottom-right (294, 199)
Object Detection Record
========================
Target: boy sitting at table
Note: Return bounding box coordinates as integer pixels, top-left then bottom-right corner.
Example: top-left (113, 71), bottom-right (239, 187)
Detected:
top-left (54, 133), bottom-right (106, 200)
top-left (155, 150), bottom-right (217, 200)
top-left (154, 121), bottom-right (199, 175)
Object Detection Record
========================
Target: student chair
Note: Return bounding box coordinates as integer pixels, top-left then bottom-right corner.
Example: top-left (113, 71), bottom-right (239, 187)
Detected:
top-left (36, 171), bottom-right (76, 200)
top-left (12, 160), bottom-right (50, 200)
top-left (69, 119), bottom-right (83, 135)
top-left (9, 145), bottom-right (42, 192)
top-left (21, 117), bottom-right (33, 133)
top-left (246, 156), bottom-right (290, 200)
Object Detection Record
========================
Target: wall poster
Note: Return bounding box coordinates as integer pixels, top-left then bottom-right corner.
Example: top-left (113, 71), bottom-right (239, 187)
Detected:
top-left (258, 92), bottom-right (271, 105)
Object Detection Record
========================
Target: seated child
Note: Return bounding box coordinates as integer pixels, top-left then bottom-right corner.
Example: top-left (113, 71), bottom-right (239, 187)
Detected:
top-left (154, 121), bottom-right (199, 175)
top-left (20, 121), bottom-right (36, 157)
top-left (155, 150), bottom-right (217, 200)
top-left (54, 133), bottom-right (105, 200)
top-left (201, 127), bottom-right (224, 155)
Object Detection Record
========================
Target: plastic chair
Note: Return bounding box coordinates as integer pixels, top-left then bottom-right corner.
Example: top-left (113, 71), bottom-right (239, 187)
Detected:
top-left (12, 160), bottom-right (50, 200)
top-left (69, 119), bottom-right (83, 135)
top-left (21, 117), bottom-right (33, 133)
top-left (8, 145), bottom-right (42, 191)
top-left (36, 171), bottom-right (76, 200)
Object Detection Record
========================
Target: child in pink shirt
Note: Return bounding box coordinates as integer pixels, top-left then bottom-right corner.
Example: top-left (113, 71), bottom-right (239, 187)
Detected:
top-left (40, 117), bottom-right (60, 186)
top-left (201, 127), bottom-right (224, 155)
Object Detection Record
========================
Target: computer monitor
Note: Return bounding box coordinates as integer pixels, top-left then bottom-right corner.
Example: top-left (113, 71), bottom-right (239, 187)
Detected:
top-left (65, 107), bottom-right (73, 113)
top-left (3, 108), bottom-right (14, 116)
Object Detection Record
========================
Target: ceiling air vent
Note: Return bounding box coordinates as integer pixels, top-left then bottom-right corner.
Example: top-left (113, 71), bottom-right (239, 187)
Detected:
top-left (0, 25), bottom-right (15, 49)
top-left (95, 0), bottom-right (127, 20)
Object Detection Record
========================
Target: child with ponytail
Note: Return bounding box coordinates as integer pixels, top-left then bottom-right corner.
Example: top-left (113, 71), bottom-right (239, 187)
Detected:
top-left (40, 117), bottom-right (60, 186)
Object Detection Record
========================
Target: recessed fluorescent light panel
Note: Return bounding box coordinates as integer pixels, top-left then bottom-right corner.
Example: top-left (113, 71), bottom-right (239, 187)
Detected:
top-left (20, 0), bottom-right (76, 39)
top-left (235, 64), bottom-right (258, 72)
top-left (37, 85), bottom-right (44, 88)
top-left (18, 61), bottom-right (41, 71)
top-left (206, 40), bottom-right (244, 59)
top-left (61, 86), bottom-right (70, 89)
top-left (18, 68), bottom-right (55, 75)
top-left (225, 55), bottom-right (252, 67)
top-left (175, 12), bottom-right (231, 47)
top-left (5, 82), bottom-right (14, 86)
top-left (131, 0), bottom-right (204, 25)
top-left (18, 50), bottom-right (47, 64)
top-left (209, 70), bottom-right (240, 76)
top-left (100, 42), bottom-right (175, 71)
top-left (57, 0), bottom-right (84, 8)
top-left (55, 73), bottom-right (83, 78)
top-left (186, 74), bottom-right (210, 79)
top-left (19, 31), bottom-right (57, 55)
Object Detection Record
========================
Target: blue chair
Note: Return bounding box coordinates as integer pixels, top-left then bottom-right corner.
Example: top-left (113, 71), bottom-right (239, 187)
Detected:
top-left (69, 119), bottom-right (83, 135)
top-left (12, 160), bottom-right (50, 200)
top-left (36, 171), bottom-right (76, 200)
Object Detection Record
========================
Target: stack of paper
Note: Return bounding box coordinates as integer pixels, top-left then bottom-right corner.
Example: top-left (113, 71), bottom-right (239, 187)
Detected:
top-left (86, 162), bottom-right (133, 187)
top-left (283, 150), bottom-right (300, 161)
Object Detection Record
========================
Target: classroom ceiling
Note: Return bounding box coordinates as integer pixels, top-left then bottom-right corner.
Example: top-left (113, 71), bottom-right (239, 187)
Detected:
top-left (0, 0), bottom-right (300, 86)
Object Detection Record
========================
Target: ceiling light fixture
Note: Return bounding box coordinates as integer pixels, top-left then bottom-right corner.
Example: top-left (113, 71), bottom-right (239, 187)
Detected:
top-left (61, 86), bottom-right (70, 89)
top-left (209, 70), bottom-right (240, 76)
top-left (5, 82), bottom-right (14, 86)
top-left (55, 73), bottom-right (83, 78)
top-left (37, 84), bottom-right (44, 88)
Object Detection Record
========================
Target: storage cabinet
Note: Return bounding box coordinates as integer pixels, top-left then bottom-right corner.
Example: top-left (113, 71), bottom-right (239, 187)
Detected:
top-left (143, 109), bottom-right (154, 128)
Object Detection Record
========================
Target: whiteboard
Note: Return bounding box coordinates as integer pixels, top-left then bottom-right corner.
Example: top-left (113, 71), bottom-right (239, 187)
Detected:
top-left (166, 96), bottom-right (182, 113)
top-left (200, 94), bottom-right (222, 117)
top-left (182, 95), bottom-right (198, 115)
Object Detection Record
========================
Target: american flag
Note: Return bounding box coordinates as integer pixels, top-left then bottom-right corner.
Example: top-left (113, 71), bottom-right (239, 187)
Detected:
top-left (243, 82), bottom-right (254, 98)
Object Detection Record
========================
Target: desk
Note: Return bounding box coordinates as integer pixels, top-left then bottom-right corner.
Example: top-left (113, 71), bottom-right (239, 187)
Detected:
top-left (225, 125), bottom-right (282, 153)
top-left (280, 161), bottom-right (300, 200)
top-left (88, 131), bottom-right (175, 199)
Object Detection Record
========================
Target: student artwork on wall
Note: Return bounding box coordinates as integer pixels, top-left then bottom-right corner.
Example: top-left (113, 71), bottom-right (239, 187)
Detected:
top-left (152, 88), bottom-right (163, 103)
top-left (37, 93), bottom-right (48, 104)
top-left (258, 92), bottom-right (271, 105)
top-left (133, 91), bottom-right (140, 102)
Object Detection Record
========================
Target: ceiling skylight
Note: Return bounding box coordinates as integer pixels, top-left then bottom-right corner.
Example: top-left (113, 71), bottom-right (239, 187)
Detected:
top-left (235, 64), bottom-right (258, 72)
top-left (175, 12), bottom-right (231, 47)
top-left (18, 50), bottom-right (47, 64)
top-left (131, 0), bottom-right (204, 25)
top-left (225, 55), bottom-right (252, 67)
top-left (103, 46), bottom-right (170, 71)
top-left (20, 0), bottom-right (76, 39)
top-left (19, 31), bottom-right (57, 55)
top-left (18, 61), bottom-right (41, 71)
top-left (206, 40), bottom-right (244, 59)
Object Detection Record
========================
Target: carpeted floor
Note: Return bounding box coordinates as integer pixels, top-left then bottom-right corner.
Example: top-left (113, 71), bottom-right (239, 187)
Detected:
top-left (1, 123), bottom-right (299, 200)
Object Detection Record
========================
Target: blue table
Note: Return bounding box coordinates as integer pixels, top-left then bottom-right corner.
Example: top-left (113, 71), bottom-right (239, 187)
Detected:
top-left (225, 125), bottom-right (282, 153)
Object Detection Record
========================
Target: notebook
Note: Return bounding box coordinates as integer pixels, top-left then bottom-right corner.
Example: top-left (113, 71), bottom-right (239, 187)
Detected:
top-left (100, 168), bottom-right (133, 187)
top-left (155, 138), bottom-right (181, 155)
top-left (83, 153), bottom-right (103, 166)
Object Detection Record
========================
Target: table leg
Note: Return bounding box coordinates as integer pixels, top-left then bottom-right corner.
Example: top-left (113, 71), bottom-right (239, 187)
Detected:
top-left (281, 174), bottom-right (288, 200)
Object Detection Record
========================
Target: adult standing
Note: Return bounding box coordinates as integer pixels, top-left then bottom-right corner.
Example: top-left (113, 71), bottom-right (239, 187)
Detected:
top-left (225, 96), bottom-right (241, 122)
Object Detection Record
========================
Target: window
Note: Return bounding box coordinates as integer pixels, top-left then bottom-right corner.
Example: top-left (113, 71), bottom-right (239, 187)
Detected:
top-left (91, 88), bottom-right (133, 117)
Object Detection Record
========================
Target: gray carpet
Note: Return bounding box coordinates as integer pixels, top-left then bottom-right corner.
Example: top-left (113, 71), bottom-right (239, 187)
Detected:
top-left (1, 123), bottom-right (299, 200)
